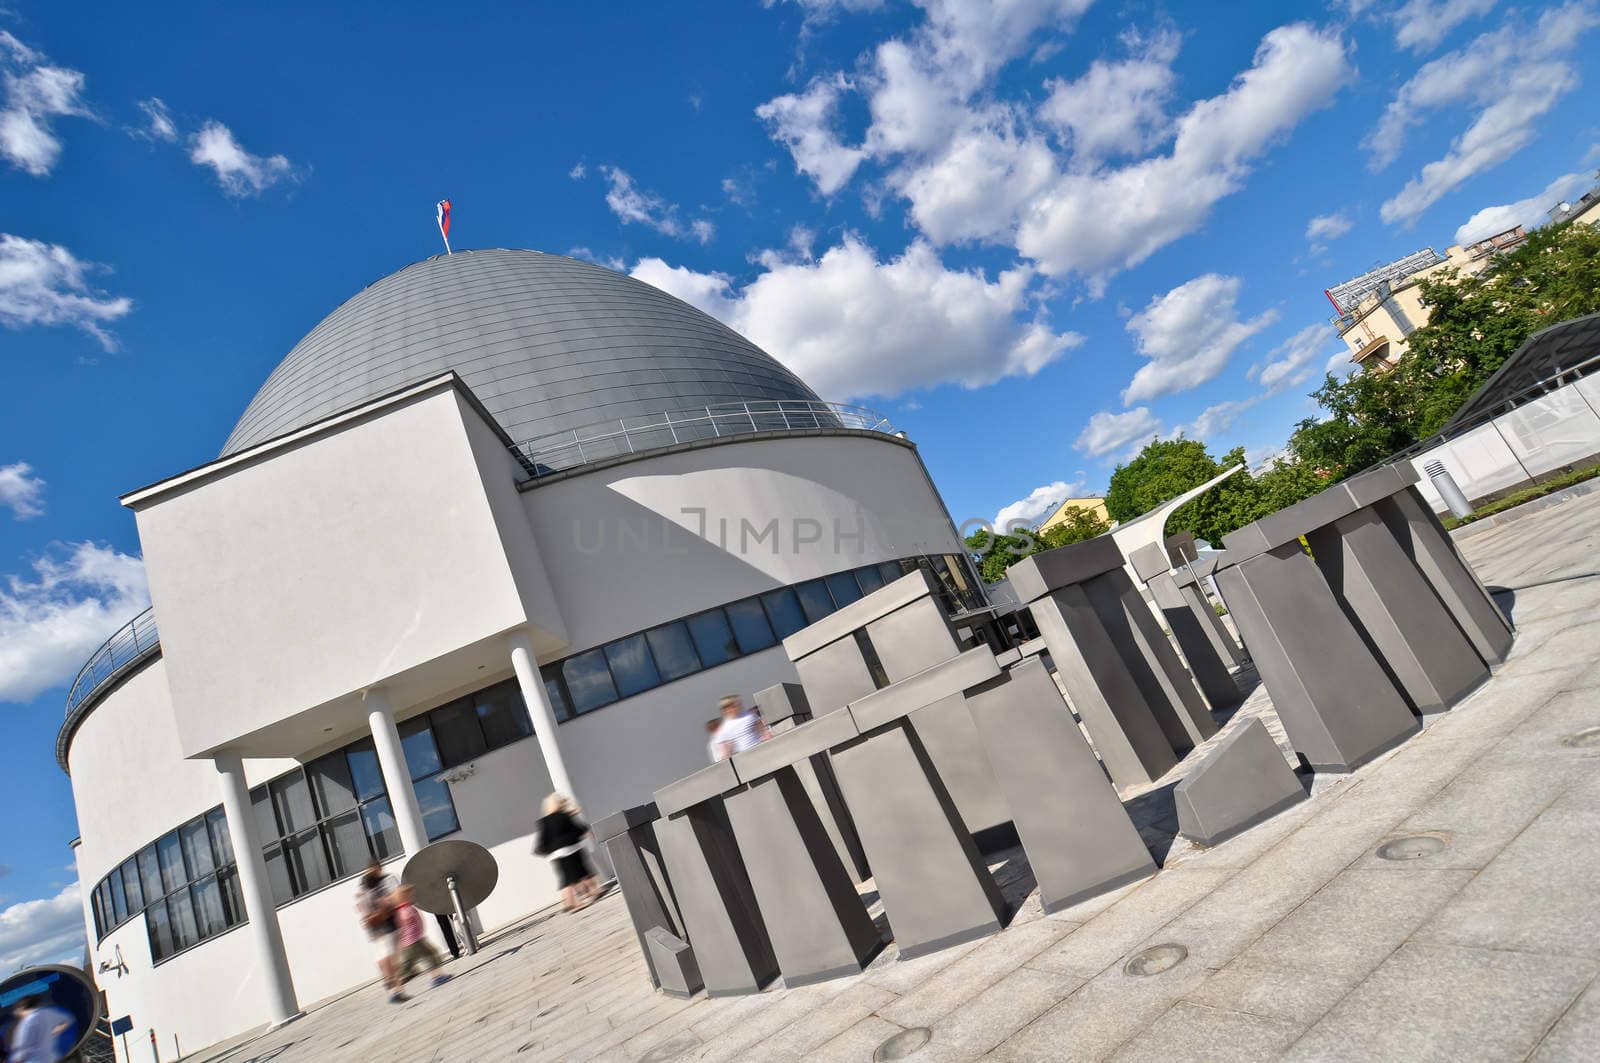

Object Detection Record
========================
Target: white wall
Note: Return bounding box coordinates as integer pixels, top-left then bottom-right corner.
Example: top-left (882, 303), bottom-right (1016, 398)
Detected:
top-left (129, 383), bottom-right (548, 759)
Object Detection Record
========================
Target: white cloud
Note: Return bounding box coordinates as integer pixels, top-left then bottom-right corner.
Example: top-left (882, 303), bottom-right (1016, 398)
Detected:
top-left (632, 235), bottom-right (1081, 400)
top-left (1038, 29), bottom-right (1179, 161)
top-left (1250, 323), bottom-right (1337, 395)
top-left (568, 162), bottom-right (586, 179)
top-left (0, 542), bottom-right (149, 703)
top-left (0, 31), bottom-right (91, 176)
top-left (0, 461), bottom-right (45, 519)
top-left (1305, 212), bottom-right (1352, 247)
top-left (1455, 170), bottom-right (1594, 244)
top-left (567, 246), bottom-right (625, 271)
top-left (0, 883), bottom-right (84, 972)
top-left (756, 74), bottom-right (867, 196)
top-left (1017, 23), bottom-right (1350, 288)
top-left (1392, 0), bottom-right (1498, 52)
top-left (1182, 396), bottom-right (1262, 441)
top-left (888, 116), bottom-right (1057, 244)
top-left (1122, 274), bottom-right (1277, 404)
top-left (1371, 3), bottom-right (1598, 225)
top-left (0, 234), bottom-right (133, 350)
top-left (1325, 347), bottom-right (1356, 375)
top-left (1075, 407), bottom-right (1164, 458)
top-left (134, 97), bottom-right (176, 142)
top-left (188, 120), bottom-right (295, 197)
top-left (600, 166), bottom-right (715, 244)
top-left (994, 478), bottom-right (1086, 529)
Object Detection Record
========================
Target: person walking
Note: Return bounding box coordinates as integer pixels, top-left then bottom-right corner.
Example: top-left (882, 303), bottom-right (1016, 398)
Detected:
top-left (6, 995), bottom-right (74, 1063)
top-left (706, 717), bottom-right (726, 762)
top-left (356, 862), bottom-right (402, 1002)
top-left (711, 694), bottom-right (771, 760)
top-left (534, 793), bottom-right (600, 912)
top-left (389, 885), bottom-right (450, 998)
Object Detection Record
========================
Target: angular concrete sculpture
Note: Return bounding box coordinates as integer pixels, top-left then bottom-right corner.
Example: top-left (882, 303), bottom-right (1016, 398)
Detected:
top-left (1173, 557), bottom-right (1244, 668)
top-left (1220, 494), bottom-right (1421, 771)
top-left (829, 650), bottom-right (1010, 959)
top-left (1009, 537), bottom-right (1180, 790)
top-left (727, 711), bottom-right (884, 985)
top-left (594, 803), bottom-right (687, 993)
top-left (645, 927), bottom-right (703, 999)
top-left (1377, 467), bottom-right (1514, 664)
top-left (653, 762), bottom-right (779, 996)
top-left (965, 657), bottom-right (1156, 911)
top-left (1130, 543), bottom-right (1241, 712)
top-left (753, 682), bottom-right (870, 881)
top-left (1174, 718), bottom-right (1306, 846)
top-left (784, 571), bottom-right (1011, 840)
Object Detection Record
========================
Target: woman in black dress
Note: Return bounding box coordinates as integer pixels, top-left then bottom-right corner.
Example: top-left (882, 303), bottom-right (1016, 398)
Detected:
top-left (534, 793), bottom-right (600, 912)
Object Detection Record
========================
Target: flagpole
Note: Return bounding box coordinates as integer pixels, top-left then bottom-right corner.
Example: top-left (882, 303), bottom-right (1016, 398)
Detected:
top-left (442, 232), bottom-right (452, 255)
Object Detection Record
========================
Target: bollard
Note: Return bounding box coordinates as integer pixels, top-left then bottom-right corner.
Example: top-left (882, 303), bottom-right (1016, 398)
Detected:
top-left (1424, 459), bottom-right (1473, 519)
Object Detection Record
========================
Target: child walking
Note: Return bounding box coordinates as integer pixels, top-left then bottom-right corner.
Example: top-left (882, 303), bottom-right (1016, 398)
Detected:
top-left (389, 885), bottom-right (450, 1001)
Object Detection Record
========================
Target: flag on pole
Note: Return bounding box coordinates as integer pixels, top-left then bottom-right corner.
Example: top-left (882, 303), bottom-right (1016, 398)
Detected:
top-left (436, 199), bottom-right (452, 254)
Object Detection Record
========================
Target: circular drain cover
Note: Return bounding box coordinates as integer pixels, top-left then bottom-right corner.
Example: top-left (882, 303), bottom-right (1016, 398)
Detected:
top-left (1124, 944), bottom-right (1188, 976)
top-left (874, 1026), bottom-right (932, 1060)
top-left (1560, 727), bottom-right (1600, 748)
top-left (1377, 834), bottom-right (1447, 861)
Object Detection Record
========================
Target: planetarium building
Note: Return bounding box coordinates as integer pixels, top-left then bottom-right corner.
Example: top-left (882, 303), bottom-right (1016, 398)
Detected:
top-left (60, 250), bottom-right (977, 1057)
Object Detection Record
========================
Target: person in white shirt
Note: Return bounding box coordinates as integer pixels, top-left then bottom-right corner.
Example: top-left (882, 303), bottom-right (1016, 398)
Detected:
top-left (706, 718), bottom-right (726, 762)
top-left (712, 694), bottom-right (771, 760)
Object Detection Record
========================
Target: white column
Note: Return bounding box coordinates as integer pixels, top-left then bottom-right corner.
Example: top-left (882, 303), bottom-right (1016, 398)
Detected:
top-left (365, 687), bottom-right (430, 857)
top-left (214, 751), bottom-right (301, 1026)
top-left (508, 630), bottom-right (576, 800)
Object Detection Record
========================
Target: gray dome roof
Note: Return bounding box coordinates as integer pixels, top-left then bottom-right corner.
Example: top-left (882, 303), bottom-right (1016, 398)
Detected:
top-left (222, 249), bottom-right (822, 455)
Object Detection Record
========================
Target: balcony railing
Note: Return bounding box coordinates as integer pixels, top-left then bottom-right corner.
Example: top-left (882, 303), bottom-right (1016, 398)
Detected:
top-left (65, 606), bottom-right (160, 717)
top-left (510, 400), bottom-right (898, 480)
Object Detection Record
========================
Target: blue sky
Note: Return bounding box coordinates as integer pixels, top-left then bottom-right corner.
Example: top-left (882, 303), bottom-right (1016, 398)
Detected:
top-left (2, 0), bottom-right (1597, 967)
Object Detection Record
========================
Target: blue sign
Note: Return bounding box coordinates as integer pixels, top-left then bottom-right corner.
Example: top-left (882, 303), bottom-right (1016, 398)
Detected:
top-left (112, 1015), bottom-right (134, 1036)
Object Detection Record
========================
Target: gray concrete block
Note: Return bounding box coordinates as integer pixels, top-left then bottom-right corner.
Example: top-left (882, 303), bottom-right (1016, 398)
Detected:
top-left (828, 721), bottom-right (1008, 959)
top-left (1174, 718), bottom-right (1306, 846)
top-left (791, 751), bottom-right (873, 882)
top-left (1213, 544), bottom-right (1418, 772)
top-left (1128, 542), bottom-right (1171, 583)
top-left (1378, 486), bottom-right (1514, 664)
top-left (754, 682), bottom-right (812, 730)
top-left (847, 647), bottom-right (1001, 733)
top-left (724, 768), bottom-right (884, 985)
top-left (598, 805), bottom-right (685, 991)
top-left (1223, 487), bottom-right (1360, 561)
top-left (654, 799), bottom-right (779, 996)
top-left (594, 801), bottom-right (661, 843)
top-left (867, 596), bottom-right (963, 682)
top-left (1006, 535), bottom-right (1126, 603)
top-left (732, 707), bottom-right (859, 782)
top-left (1340, 463), bottom-right (1410, 509)
top-left (1180, 579), bottom-right (1244, 668)
top-left (782, 570), bottom-right (936, 660)
top-left (908, 692), bottom-right (1013, 838)
top-left (965, 658), bottom-right (1156, 912)
top-left (654, 759), bottom-right (741, 818)
top-left (1028, 587), bottom-right (1179, 790)
top-left (645, 927), bottom-right (703, 998)
top-left (1148, 571), bottom-right (1241, 711)
top-left (1308, 506), bottom-right (1490, 718)
top-left (793, 635), bottom-right (880, 716)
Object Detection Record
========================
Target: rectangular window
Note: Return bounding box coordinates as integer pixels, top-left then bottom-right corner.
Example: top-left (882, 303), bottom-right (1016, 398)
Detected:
top-left (284, 829), bottom-right (332, 896)
top-left (191, 877), bottom-right (227, 939)
top-left (180, 819), bottom-right (215, 879)
top-left (90, 889), bottom-right (104, 939)
top-left (120, 859), bottom-right (143, 913)
top-left (398, 717), bottom-right (443, 780)
top-left (217, 868), bottom-right (246, 927)
top-left (687, 609), bottom-right (738, 667)
top-left (760, 587), bottom-right (808, 640)
top-left (167, 888), bottom-right (200, 952)
top-left (146, 898), bottom-right (174, 962)
top-left (430, 697), bottom-right (488, 767)
top-left (414, 777), bottom-right (460, 840)
top-left (825, 571), bottom-right (863, 609)
top-left (725, 599), bottom-right (777, 654)
top-left (473, 681), bottom-right (532, 750)
top-left (360, 797), bottom-right (402, 861)
top-left (854, 564), bottom-right (886, 595)
top-left (878, 560), bottom-right (906, 587)
top-left (345, 741), bottom-right (386, 802)
top-left (137, 846), bottom-right (163, 908)
top-left (206, 808), bottom-right (234, 868)
top-left (322, 810), bottom-right (369, 879)
top-left (794, 579), bottom-right (835, 623)
top-left (307, 752), bottom-right (358, 816)
top-left (605, 634), bottom-right (661, 698)
top-left (645, 622), bottom-right (701, 681)
top-left (109, 872), bottom-right (128, 924)
top-left (562, 648), bottom-right (618, 714)
top-left (270, 773), bottom-right (317, 834)
top-left (156, 833), bottom-right (186, 895)
top-left (542, 671), bottom-right (572, 722)
top-left (263, 845), bottom-right (294, 907)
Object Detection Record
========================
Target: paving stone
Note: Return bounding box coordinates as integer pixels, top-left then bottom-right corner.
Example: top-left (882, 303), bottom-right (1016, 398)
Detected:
top-left (746, 984), bottom-right (898, 1060)
top-left (1107, 1002), bottom-right (1302, 1062)
top-left (807, 1015), bottom-right (905, 1063)
top-left (1182, 957), bottom-right (1359, 1028)
top-left (1530, 972), bottom-right (1600, 1061)
top-left (1286, 942), bottom-right (1598, 1062)
top-left (877, 915), bottom-right (1075, 1027)
top-left (1027, 868), bottom-right (1233, 978)
top-left (913, 966), bottom-right (1086, 1062)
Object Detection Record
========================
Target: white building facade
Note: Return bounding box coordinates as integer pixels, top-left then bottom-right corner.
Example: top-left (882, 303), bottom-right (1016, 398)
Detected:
top-left (61, 251), bottom-right (976, 1059)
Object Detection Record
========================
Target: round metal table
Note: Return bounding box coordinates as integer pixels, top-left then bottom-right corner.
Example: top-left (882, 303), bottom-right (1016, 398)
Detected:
top-left (401, 839), bottom-right (499, 954)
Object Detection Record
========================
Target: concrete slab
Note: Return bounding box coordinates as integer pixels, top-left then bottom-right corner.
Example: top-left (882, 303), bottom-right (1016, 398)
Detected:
top-left (1175, 718), bottom-right (1305, 846)
top-left (1109, 1002), bottom-right (1303, 1063)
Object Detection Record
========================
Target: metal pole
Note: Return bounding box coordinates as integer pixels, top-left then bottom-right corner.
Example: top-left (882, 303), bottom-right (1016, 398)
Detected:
top-left (448, 874), bottom-right (478, 955)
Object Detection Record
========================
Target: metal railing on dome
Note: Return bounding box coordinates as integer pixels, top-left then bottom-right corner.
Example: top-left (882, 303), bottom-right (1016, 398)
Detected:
top-left (65, 606), bottom-right (160, 717)
top-left (510, 400), bottom-right (898, 480)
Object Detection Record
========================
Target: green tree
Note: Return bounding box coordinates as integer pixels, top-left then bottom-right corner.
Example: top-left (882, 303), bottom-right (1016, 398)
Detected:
top-left (1037, 505), bottom-right (1111, 550)
top-left (964, 505), bottom-right (1111, 583)
top-left (1104, 438), bottom-right (1218, 523)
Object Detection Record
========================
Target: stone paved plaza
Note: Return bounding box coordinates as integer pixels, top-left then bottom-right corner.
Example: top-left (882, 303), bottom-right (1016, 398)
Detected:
top-left (200, 491), bottom-right (1600, 1063)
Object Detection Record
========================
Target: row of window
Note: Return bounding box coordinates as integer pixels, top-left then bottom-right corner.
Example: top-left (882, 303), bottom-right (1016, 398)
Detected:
top-left (536, 557), bottom-right (971, 720)
top-left (89, 806), bottom-right (246, 963)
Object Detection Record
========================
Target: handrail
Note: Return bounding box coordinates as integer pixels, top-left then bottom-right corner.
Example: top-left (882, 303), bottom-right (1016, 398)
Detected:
top-left (509, 400), bottom-right (898, 480)
top-left (65, 606), bottom-right (160, 717)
